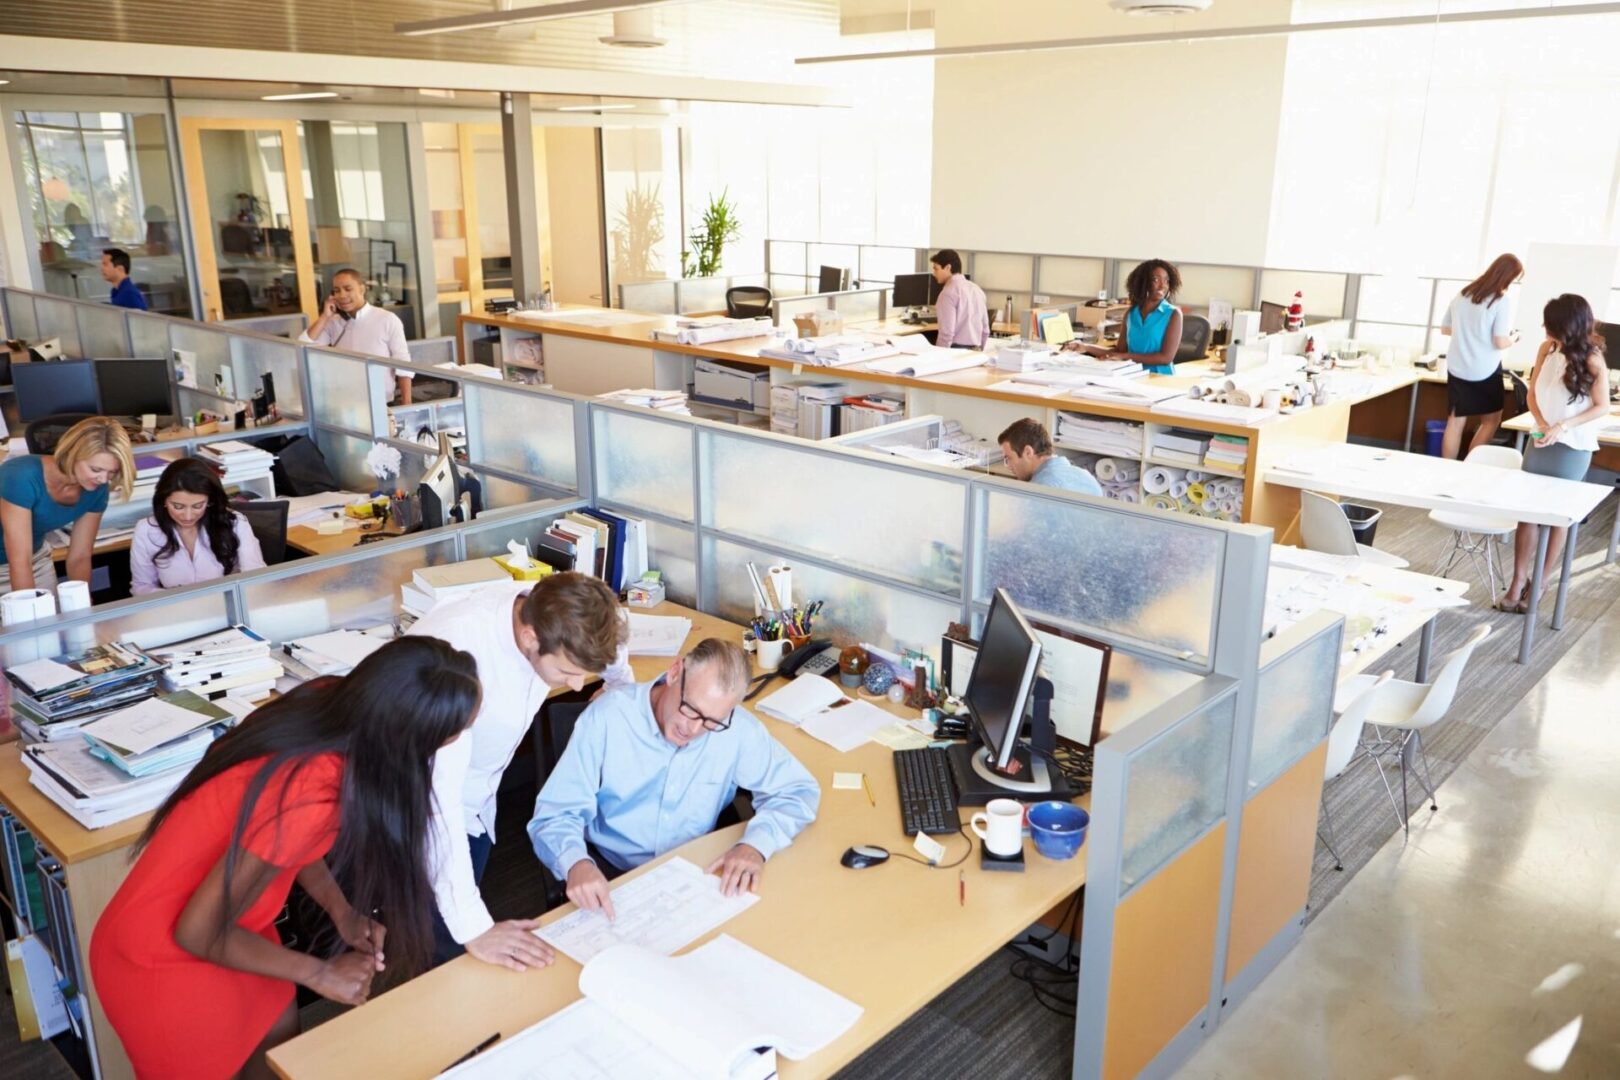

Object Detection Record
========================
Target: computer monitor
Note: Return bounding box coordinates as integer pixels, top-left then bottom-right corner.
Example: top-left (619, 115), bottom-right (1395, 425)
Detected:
top-left (964, 587), bottom-right (1043, 778)
top-left (1028, 619), bottom-right (1111, 749)
top-left (818, 265), bottom-right (848, 293)
top-left (892, 272), bottom-right (932, 308)
top-left (12, 360), bottom-right (98, 422)
top-left (94, 359), bottom-right (174, 418)
top-left (1259, 300), bottom-right (1288, 335)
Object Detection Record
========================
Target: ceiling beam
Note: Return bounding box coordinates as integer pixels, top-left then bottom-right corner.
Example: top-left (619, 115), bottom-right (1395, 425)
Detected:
top-left (395, 0), bottom-right (696, 38)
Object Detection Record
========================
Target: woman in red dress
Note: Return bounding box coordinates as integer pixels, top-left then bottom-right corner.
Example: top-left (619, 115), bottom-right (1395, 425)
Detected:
top-left (90, 636), bottom-right (481, 1079)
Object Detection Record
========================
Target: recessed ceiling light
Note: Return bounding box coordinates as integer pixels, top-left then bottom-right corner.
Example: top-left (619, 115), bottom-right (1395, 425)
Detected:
top-left (261, 91), bottom-right (340, 101)
top-left (556, 103), bottom-right (636, 112)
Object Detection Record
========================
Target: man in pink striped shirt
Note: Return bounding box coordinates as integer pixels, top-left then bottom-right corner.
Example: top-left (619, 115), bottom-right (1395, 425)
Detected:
top-left (930, 248), bottom-right (989, 349)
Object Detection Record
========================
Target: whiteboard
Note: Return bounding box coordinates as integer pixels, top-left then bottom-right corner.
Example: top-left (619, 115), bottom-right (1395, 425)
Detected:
top-left (1510, 243), bottom-right (1619, 368)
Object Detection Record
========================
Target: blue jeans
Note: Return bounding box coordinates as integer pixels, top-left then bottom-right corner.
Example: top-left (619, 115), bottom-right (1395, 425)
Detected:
top-left (430, 832), bottom-right (494, 966)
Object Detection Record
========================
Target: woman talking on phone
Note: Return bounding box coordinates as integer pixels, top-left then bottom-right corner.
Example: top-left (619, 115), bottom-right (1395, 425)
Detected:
top-left (298, 267), bottom-right (414, 403)
top-left (90, 637), bottom-right (481, 1079)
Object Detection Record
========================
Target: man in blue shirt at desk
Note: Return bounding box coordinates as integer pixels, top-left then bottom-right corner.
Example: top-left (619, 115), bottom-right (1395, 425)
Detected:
top-left (529, 638), bottom-right (820, 913)
top-left (999, 418), bottom-right (1103, 496)
top-left (101, 248), bottom-right (148, 311)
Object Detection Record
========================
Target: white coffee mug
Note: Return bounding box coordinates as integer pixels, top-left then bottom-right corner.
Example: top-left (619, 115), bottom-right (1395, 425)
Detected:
top-left (756, 638), bottom-right (788, 673)
top-left (970, 797), bottom-right (1024, 858)
top-left (1261, 388), bottom-right (1283, 411)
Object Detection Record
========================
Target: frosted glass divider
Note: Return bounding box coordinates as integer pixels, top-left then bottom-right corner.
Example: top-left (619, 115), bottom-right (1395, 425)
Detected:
top-left (1249, 611), bottom-right (1344, 791)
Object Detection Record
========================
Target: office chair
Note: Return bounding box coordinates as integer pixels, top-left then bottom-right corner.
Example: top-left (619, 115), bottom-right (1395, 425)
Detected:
top-left (531, 697), bottom-right (751, 911)
top-left (24, 413), bottom-right (98, 456)
top-left (1319, 669), bottom-right (1394, 871)
top-left (1175, 313), bottom-right (1212, 364)
top-left (726, 286), bottom-right (773, 320)
top-left (1299, 490), bottom-right (1408, 568)
top-left (219, 276), bottom-right (267, 316)
top-left (233, 499), bottom-right (290, 565)
top-left (219, 224), bottom-right (254, 255)
top-left (1428, 444), bottom-right (1521, 598)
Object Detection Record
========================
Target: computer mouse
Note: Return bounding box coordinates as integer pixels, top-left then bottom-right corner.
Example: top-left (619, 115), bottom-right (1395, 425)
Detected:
top-left (840, 845), bottom-right (890, 870)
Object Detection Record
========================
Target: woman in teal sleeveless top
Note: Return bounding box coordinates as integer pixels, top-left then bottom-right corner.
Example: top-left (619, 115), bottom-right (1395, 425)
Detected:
top-left (1113, 260), bottom-right (1185, 374)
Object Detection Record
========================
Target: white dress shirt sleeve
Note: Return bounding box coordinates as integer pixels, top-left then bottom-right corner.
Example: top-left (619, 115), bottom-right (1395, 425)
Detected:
top-left (427, 728), bottom-right (496, 944)
top-left (232, 513), bottom-right (266, 573)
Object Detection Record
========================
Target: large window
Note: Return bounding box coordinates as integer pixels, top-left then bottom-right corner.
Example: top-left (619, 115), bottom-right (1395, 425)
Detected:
top-left (15, 110), bottom-right (191, 315)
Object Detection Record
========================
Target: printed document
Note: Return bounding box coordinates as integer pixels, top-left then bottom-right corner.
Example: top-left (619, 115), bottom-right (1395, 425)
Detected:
top-left (537, 857), bottom-right (758, 965)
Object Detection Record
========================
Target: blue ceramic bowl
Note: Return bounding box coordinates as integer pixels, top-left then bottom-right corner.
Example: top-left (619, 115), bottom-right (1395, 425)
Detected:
top-left (1028, 801), bottom-right (1089, 861)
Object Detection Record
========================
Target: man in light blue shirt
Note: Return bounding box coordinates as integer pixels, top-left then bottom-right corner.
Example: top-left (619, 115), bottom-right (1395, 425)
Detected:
top-left (529, 638), bottom-right (820, 914)
top-left (999, 417), bottom-right (1103, 496)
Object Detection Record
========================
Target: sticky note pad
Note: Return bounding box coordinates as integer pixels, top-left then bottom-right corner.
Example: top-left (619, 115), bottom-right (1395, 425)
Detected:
top-left (833, 772), bottom-right (864, 791)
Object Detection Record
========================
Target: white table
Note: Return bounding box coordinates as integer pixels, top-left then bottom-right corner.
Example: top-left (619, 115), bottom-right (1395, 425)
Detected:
top-left (1502, 409), bottom-right (1620, 562)
top-left (1266, 443), bottom-right (1612, 663)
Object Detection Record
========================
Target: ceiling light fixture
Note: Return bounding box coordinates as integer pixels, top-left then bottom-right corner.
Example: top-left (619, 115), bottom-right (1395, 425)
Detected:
top-left (796, 1), bottom-right (1620, 65)
top-left (395, 0), bottom-right (691, 37)
top-left (261, 91), bottom-right (340, 101)
top-left (556, 103), bottom-right (637, 112)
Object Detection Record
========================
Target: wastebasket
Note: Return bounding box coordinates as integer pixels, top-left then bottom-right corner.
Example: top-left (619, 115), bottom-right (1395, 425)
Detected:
top-left (1342, 503), bottom-right (1383, 547)
top-left (1424, 419), bottom-right (1446, 456)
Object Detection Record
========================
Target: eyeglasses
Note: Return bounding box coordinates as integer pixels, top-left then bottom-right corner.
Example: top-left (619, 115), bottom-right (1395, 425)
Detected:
top-left (677, 669), bottom-right (733, 732)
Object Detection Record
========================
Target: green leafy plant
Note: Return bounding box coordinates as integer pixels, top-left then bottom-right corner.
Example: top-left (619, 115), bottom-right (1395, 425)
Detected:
top-left (682, 189), bottom-right (742, 279)
top-left (611, 181), bottom-right (666, 283)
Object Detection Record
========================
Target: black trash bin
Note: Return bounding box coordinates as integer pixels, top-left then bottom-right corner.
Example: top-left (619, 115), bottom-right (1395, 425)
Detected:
top-left (1342, 503), bottom-right (1383, 547)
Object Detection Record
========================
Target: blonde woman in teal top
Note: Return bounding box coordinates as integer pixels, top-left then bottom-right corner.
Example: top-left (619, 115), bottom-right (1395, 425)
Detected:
top-left (1082, 259), bottom-right (1184, 374)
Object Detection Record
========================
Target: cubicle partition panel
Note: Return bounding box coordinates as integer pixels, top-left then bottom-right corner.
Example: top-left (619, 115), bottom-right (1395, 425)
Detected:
top-left (75, 303), bottom-right (134, 359)
top-left (768, 287), bottom-right (891, 329)
top-left (1221, 611), bottom-right (1343, 1010)
top-left (232, 333), bottom-right (306, 418)
top-left (617, 275), bottom-right (770, 316)
top-left (406, 336), bottom-right (457, 367)
top-left (168, 320), bottom-right (234, 397)
top-left (305, 346), bottom-right (380, 437)
top-left (126, 310), bottom-right (172, 363)
top-left (2, 288), bottom-right (38, 343)
top-left (228, 313), bottom-right (308, 340)
top-left (34, 294), bottom-right (83, 358)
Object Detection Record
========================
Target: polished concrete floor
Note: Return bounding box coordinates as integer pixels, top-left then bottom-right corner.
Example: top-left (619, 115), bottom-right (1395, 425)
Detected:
top-left (1180, 596), bottom-right (1620, 1079)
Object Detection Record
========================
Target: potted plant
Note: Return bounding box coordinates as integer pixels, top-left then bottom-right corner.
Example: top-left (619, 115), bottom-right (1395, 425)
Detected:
top-left (682, 189), bottom-right (741, 279)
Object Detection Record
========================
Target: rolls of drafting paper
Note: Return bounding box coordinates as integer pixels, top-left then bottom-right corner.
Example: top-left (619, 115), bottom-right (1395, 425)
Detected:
top-left (1186, 471), bottom-right (1207, 484)
top-left (1095, 457), bottom-right (1138, 483)
top-left (1, 589), bottom-right (56, 627)
top-left (1145, 493), bottom-right (1178, 512)
top-left (1169, 480), bottom-right (1189, 500)
top-left (1095, 457), bottom-right (1120, 482)
top-left (1187, 482), bottom-right (1209, 505)
top-left (1142, 465), bottom-right (1185, 495)
top-left (1117, 487), bottom-right (1140, 504)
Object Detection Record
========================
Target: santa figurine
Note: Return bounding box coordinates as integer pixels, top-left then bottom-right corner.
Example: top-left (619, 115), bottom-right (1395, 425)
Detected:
top-left (1286, 291), bottom-right (1304, 332)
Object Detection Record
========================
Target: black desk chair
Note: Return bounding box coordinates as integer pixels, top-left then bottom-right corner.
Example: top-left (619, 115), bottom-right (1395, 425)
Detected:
top-left (1175, 313), bottom-right (1212, 364)
top-left (25, 413), bottom-right (98, 455)
top-left (234, 499), bottom-right (289, 565)
top-left (219, 276), bottom-right (267, 316)
top-left (725, 286), bottom-right (773, 320)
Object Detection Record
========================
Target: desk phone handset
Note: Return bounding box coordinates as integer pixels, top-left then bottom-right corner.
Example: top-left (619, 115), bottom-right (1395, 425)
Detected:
top-left (777, 639), bottom-right (836, 679)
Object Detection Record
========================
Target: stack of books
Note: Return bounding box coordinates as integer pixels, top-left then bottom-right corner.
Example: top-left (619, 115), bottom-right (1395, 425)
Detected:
top-left (1204, 435), bottom-right (1251, 470)
top-left (839, 394), bottom-right (906, 432)
top-left (23, 691), bottom-right (234, 829)
top-left (1150, 428), bottom-right (1213, 467)
top-left (1054, 412), bottom-right (1143, 458)
top-left (198, 440), bottom-right (276, 487)
top-left (148, 625), bottom-right (282, 705)
top-left (991, 344), bottom-right (1054, 372)
top-left (399, 559), bottom-right (511, 619)
top-left (534, 510), bottom-right (650, 590)
top-left (1053, 356), bottom-right (1145, 379)
top-left (282, 627), bottom-right (393, 675)
top-left (597, 388), bottom-right (690, 414)
top-left (5, 641), bottom-right (167, 744)
top-left (133, 448), bottom-right (184, 485)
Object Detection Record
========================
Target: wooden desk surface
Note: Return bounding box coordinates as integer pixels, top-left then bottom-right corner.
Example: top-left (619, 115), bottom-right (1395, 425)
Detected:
top-left (285, 523), bottom-right (372, 557)
top-left (0, 741), bottom-right (151, 863)
top-left (269, 603), bottom-right (1088, 1080)
top-left (1502, 406), bottom-right (1620, 443)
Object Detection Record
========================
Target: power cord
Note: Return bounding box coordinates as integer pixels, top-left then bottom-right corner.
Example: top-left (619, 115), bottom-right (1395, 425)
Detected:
top-left (1003, 883), bottom-right (1085, 1017)
top-left (887, 820), bottom-right (975, 869)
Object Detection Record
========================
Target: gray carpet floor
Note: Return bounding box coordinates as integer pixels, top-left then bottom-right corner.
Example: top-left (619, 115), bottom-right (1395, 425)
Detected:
top-left (5, 499), bottom-right (1616, 1080)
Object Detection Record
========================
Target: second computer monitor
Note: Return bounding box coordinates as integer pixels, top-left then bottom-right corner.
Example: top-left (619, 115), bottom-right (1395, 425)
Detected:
top-left (94, 359), bottom-right (174, 418)
top-left (892, 273), bottom-right (932, 308)
top-left (12, 360), bottom-right (99, 422)
top-left (818, 265), bottom-right (849, 293)
top-left (964, 587), bottom-right (1043, 775)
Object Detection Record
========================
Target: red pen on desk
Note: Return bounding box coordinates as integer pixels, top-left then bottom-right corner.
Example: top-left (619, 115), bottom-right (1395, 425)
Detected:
top-left (958, 869), bottom-right (965, 907)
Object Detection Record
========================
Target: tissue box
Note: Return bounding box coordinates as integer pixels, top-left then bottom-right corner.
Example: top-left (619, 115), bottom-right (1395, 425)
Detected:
top-left (494, 554), bottom-right (553, 581)
top-left (626, 578), bottom-right (666, 607)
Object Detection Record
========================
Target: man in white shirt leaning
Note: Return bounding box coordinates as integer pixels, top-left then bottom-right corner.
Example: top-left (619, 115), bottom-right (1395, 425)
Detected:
top-left (299, 267), bottom-right (415, 403)
top-left (407, 571), bottom-right (631, 969)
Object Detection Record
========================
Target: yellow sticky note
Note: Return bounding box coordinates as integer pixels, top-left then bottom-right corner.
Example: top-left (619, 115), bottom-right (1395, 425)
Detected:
top-left (833, 772), bottom-right (864, 791)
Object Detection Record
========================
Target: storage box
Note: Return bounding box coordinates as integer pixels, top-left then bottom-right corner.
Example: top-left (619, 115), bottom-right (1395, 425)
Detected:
top-left (794, 311), bottom-right (843, 338)
top-left (692, 358), bottom-right (771, 412)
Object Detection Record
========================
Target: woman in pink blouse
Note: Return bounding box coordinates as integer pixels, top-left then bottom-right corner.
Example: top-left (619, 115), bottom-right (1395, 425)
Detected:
top-left (130, 458), bottom-right (265, 594)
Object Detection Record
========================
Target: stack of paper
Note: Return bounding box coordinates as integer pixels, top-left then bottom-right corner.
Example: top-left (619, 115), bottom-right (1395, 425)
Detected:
top-left (410, 560), bottom-right (509, 605)
top-left (1151, 428), bottom-right (1213, 467)
top-left (649, 317), bottom-right (773, 346)
top-left (79, 691), bottom-right (233, 778)
top-left (991, 344), bottom-right (1055, 372)
top-left (151, 625), bottom-right (281, 704)
top-left (1204, 434), bottom-right (1251, 469)
top-left (627, 613), bottom-right (693, 657)
top-left (198, 439), bottom-right (276, 486)
top-left (282, 627), bottom-right (392, 676)
top-left (598, 387), bottom-right (690, 414)
top-left (755, 675), bottom-right (848, 725)
top-left (23, 742), bottom-right (188, 829)
top-left (1054, 412), bottom-right (1143, 457)
top-left (5, 642), bottom-right (167, 743)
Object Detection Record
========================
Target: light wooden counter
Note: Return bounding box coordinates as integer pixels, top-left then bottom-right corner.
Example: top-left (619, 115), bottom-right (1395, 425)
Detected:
top-left (269, 605), bottom-right (1089, 1080)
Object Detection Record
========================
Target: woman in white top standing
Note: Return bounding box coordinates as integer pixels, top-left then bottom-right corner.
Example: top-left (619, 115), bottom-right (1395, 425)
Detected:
top-left (1497, 294), bottom-right (1609, 613)
top-left (1439, 253), bottom-right (1522, 459)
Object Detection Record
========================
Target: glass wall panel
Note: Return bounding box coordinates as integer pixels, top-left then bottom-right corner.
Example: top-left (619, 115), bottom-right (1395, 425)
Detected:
top-left (471, 127), bottom-right (511, 302)
top-left (34, 295), bottom-right (82, 356)
top-left (592, 408), bottom-right (694, 520)
top-left (241, 539), bottom-right (456, 643)
top-left (708, 536), bottom-right (957, 660)
top-left (648, 519), bottom-right (696, 608)
top-left (1251, 627), bottom-right (1338, 791)
top-left (1175, 265), bottom-right (1256, 311)
top-left (860, 247), bottom-right (919, 287)
top-left (970, 253), bottom-right (1034, 293)
top-left (678, 277), bottom-right (727, 315)
top-left (196, 127), bottom-right (304, 319)
top-left (461, 508), bottom-right (573, 559)
top-left (978, 488), bottom-right (1220, 660)
top-left (1356, 274), bottom-right (1432, 325)
top-left (15, 111), bottom-right (192, 316)
top-left (423, 122), bottom-right (469, 300)
top-left (75, 303), bottom-right (130, 357)
top-left (0, 592), bottom-right (229, 666)
top-left (704, 431), bottom-right (964, 592)
top-left (469, 386), bottom-right (576, 489)
top-left (475, 471), bottom-right (551, 509)
top-left (1259, 270), bottom-right (1346, 318)
top-left (307, 350), bottom-right (373, 432)
top-left (314, 428), bottom-right (379, 492)
top-left (1120, 694), bottom-right (1235, 891)
top-left (603, 126), bottom-right (680, 293)
top-left (831, 290), bottom-right (881, 323)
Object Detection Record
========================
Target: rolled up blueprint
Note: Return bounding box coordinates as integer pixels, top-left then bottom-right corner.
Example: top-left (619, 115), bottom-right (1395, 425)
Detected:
top-left (1142, 465), bottom-right (1186, 495)
top-left (1094, 457), bottom-right (1139, 483)
top-left (1187, 482), bottom-right (1209, 505)
top-left (1144, 493), bottom-right (1179, 512)
top-left (1169, 479), bottom-right (1189, 500)
top-left (1115, 487), bottom-right (1141, 504)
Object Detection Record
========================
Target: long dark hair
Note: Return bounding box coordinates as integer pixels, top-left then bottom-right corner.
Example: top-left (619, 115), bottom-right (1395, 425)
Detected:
top-left (151, 458), bottom-right (241, 574)
top-left (1543, 293), bottom-right (1602, 405)
top-left (1126, 259), bottom-right (1181, 309)
top-left (1461, 253), bottom-right (1522, 307)
top-left (138, 636), bottom-right (480, 979)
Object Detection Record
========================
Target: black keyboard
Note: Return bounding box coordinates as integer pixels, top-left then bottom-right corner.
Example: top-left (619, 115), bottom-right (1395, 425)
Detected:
top-left (893, 747), bottom-right (960, 835)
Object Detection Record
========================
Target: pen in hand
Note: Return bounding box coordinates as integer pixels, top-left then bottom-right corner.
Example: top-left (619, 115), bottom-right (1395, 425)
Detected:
top-left (443, 1033), bottom-right (500, 1073)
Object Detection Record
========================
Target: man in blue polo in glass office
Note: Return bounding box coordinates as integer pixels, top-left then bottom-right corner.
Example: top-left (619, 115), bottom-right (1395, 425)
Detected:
top-left (999, 417), bottom-right (1103, 496)
top-left (101, 248), bottom-right (148, 311)
top-left (529, 637), bottom-right (819, 915)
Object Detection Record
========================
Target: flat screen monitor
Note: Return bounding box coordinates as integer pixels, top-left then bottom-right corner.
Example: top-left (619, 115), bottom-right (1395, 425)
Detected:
top-left (1027, 620), bottom-right (1111, 748)
top-left (892, 272), bottom-right (931, 308)
top-left (1600, 322), bottom-right (1620, 371)
top-left (1259, 300), bottom-right (1288, 334)
top-left (94, 358), bottom-right (173, 418)
top-left (964, 587), bottom-right (1043, 774)
top-left (13, 360), bottom-right (98, 422)
top-left (817, 265), bottom-right (848, 293)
